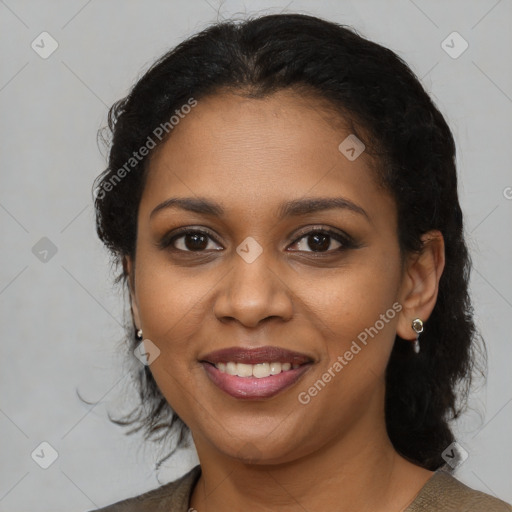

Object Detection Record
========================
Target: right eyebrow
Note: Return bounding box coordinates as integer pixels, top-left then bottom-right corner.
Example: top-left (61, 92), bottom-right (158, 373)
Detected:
top-left (150, 197), bottom-right (224, 219)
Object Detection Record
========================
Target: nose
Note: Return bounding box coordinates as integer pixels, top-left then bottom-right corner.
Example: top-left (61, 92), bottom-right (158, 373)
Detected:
top-left (213, 245), bottom-right (294, 329)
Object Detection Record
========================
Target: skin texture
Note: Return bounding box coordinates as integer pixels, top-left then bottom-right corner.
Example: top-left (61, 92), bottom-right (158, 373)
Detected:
top-left (126, 90), bottom-right (445, 511)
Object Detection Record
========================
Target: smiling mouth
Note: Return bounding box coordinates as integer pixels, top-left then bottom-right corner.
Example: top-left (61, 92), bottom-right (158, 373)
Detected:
top-left (200, 346), bottom-right (313, 399)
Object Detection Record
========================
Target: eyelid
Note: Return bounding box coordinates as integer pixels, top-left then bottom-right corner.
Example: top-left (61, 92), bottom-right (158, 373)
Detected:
top-left (290, 225), bottom-right (352, 241)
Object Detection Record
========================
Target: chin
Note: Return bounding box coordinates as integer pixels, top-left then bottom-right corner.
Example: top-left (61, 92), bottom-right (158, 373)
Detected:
top-left (205, 427), bottom-right (314, 466)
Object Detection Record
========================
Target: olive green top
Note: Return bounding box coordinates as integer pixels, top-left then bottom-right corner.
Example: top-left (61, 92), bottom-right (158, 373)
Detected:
top-left (91, 465), bottom-right (512, 511)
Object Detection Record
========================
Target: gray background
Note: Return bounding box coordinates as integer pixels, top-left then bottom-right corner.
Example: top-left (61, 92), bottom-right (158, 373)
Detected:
top-left (1, 0), bottom-right (511, 510)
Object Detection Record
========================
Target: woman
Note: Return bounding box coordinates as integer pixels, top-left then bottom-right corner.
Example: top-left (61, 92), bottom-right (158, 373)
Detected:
top-left (91, 13), bottom-right (511, 512)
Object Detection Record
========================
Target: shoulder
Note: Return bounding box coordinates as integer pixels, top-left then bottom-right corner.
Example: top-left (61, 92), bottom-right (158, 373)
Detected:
top-left (87, 465), bottom-right (201, 512)
top-left (407, 470), bottom-right (512, 512)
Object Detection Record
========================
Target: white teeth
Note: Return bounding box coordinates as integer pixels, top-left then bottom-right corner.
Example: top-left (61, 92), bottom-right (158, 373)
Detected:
top-left (252, 362), bottom-right (270, 378)
top-left (226, 362), bottom-right (237, 376)
top-left (236, 363), bottom-right (253, 377)
top-left (269, 362), bottom-right (281, 375)
top-left (215, 361), bottom-right (300, 378)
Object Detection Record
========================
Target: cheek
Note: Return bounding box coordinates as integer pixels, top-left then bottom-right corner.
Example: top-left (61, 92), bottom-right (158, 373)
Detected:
top-left (300, 253), bottom-right (402, 386)
top-left (134, 255), bottom-right (214, 362)
top-left (293, 265), bottom-right (401, 435)
top-left (133, 259), bottom-right (211, 422)
top-left (303, 254), bottom-right (400, 337)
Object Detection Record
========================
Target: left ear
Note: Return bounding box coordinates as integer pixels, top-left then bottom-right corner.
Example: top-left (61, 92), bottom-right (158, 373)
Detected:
top-left (396, 230), bottom-right (445, 341)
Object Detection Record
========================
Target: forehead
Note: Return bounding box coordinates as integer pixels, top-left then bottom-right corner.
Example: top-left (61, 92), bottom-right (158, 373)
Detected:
top-left (150, 89), bottom-right (351, 170)
top-left (140, 90), bottom-right (394, 225)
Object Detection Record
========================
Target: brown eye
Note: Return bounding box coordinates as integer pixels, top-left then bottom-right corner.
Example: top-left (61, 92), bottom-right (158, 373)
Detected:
top-left (164, 229), bottom-right (223, 252)
top-left (289, 230), bottom-right (346, 253)
top-left (182, 232), bottom-right (209, 251)
top-left (305, 233), bottom-right (334, 252)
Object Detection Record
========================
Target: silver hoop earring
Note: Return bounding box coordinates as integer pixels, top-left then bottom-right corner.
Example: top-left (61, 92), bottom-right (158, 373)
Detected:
top-left (136, 329), bottom-right (143, 340)
top-left (411, 318), bottom-right (423, 354)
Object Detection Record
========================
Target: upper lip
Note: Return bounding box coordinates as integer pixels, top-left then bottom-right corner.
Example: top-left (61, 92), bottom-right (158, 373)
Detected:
top-left (200, 346), bottom-right (313, 365)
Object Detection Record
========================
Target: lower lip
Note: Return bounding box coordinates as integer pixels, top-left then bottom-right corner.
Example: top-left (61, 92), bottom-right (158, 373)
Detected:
top-left (202, 363), bottom-right (312, 400)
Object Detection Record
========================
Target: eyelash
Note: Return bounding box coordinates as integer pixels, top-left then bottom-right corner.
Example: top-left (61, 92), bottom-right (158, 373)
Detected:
top-left (159, 226), bottom-right (356, 255)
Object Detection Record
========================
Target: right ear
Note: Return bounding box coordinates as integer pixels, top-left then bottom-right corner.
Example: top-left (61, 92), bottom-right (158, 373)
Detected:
top-left (123, 255), bottom-right (141, 330)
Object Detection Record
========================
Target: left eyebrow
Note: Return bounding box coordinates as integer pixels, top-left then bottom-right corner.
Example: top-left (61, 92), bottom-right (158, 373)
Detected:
top-left (150, 196), bottom-right (370, 222)
top-left (277, 196), bottom-right (370, 221)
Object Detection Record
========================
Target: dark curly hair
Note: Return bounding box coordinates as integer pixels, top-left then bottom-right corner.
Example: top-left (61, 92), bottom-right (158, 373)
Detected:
top-left (93, 13), bottom-right (485, 471)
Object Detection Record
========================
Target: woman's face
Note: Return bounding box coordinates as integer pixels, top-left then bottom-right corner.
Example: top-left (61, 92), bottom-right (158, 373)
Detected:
top-left (128, 89), bottom-right (409, 464)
